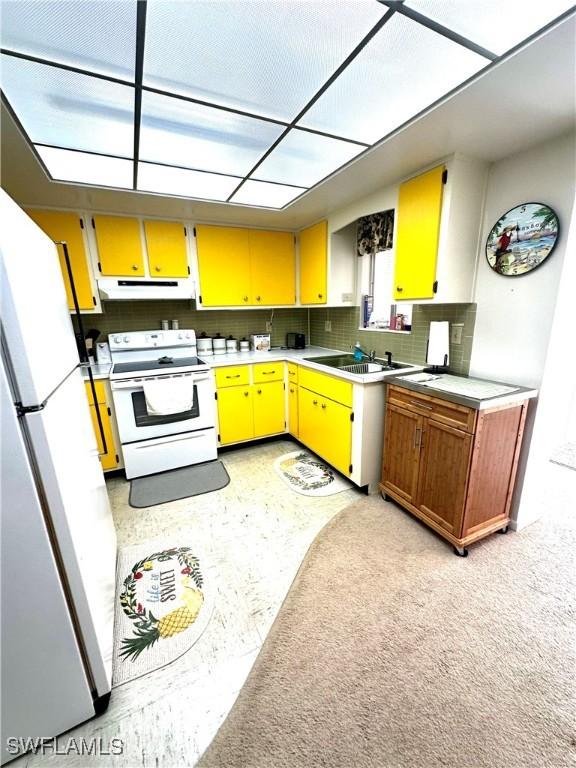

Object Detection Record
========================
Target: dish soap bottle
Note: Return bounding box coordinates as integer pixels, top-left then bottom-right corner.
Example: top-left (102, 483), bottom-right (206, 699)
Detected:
top-left (353, 342), bottom-right (363, 362)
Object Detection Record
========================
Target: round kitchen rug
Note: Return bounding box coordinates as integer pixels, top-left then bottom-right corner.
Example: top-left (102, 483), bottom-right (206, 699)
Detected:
top-left (112, 541), bottom-right (214, 687)
top-left (274, 450), bottom-right (353, 497)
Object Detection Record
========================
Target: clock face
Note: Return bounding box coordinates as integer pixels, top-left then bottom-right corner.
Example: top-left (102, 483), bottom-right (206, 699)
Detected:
top-left (485, 202), bottom-right (559, 277)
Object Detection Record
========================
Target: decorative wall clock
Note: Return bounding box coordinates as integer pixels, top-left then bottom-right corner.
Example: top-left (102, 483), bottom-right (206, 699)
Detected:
top-left (485, 202), bottom-right (559, 276)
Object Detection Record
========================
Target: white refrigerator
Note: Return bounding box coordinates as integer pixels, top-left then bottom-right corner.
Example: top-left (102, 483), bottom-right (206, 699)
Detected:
top-left (0, 190), bottom-right (117, 764)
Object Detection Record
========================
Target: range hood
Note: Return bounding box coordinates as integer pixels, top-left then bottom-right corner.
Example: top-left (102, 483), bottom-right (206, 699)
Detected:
top-left (98, 277), bottom-right (195, 301)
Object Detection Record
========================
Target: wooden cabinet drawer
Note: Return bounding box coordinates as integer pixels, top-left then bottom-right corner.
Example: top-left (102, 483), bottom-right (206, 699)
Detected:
top-left (253, 362), bottom-right (283, 383)
top-left (215, 365), bottom-right (250, 388)
top-left (387, 384), bottom-right (476, 433)
top-left (84, 380), bottom-right (107, 405)
top-left (287, 363), bottom-right (299, 383)
top-left (299, 367), bottom-right (353, 407)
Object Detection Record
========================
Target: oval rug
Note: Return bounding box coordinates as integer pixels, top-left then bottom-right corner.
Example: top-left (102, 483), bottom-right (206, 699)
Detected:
top-left (112, 542), bottom-right (214, 687)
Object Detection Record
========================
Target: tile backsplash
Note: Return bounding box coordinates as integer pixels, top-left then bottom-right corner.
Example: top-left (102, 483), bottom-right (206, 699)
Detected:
top-left (75, 301), bottom-right (309, 346)
top-left (309, 304), bottom-right (477, 375)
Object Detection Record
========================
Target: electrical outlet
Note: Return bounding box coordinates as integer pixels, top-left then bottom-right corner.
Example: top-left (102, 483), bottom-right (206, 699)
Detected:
top-left (265, 320), bottom-right (273, 332)
top-left (451, 323), bottom-right (464, 345)
top-left (324, 320), bottom-right (332, 332)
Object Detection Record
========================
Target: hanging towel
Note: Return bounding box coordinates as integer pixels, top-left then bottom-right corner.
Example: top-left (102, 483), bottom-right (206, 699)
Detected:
top-left (427, 321), bottom-right (450, 367)
top-left (143, 376), bottom-right (194, 416)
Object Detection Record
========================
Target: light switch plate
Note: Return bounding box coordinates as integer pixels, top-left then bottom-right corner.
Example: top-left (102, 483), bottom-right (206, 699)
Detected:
top-left (324, 320), bottom-right (332, 332)
top-left (451, 323), bottom-right (464, 345)
top-left (265, 321), bottom-right (273, 332)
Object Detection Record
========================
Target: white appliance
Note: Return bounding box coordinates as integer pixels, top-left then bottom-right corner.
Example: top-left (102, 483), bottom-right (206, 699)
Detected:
top-left (0, 191), bottom-right (117, 764)
top-left (97, 276), bottom-right (195, 301)
top-left (109, 330), bottom-right (217, 479)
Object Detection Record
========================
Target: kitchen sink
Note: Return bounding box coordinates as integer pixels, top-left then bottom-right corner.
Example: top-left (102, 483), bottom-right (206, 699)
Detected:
top-left (304, 354), bottom-right (413, 373)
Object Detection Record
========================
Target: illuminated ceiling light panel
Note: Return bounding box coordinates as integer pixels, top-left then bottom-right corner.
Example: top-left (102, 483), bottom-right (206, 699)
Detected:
top-left (1, 55), bottom-right (134, 156)
top-left (0, 0), bottom-right (136, 79)
top-left (139, 90), bottom-right (284, 177)
top-left (230, 180), bottom-right (307, 208)
top-left (36, 146), bottom-right (133, 188)
top-left (404, 0), bottom-right (576, 55)
top-left (138, 162), bottom-right (239, 201)
top-left (253, 129), bottom-right (365, 187)
top-left (143, 0), bottom-right (386, 121)
top-left (300, 13), bottom-right (487, 144)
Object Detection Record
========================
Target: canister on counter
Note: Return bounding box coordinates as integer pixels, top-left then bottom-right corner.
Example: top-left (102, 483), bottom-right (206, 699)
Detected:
top-left (226, 335), bottom-right (238, 353)
top-left (197, 332), bottom-right (213, 355)
top-left (212, 333), bottom-right (226, 355)
top-left (239, 337), bottom-right (250, 352)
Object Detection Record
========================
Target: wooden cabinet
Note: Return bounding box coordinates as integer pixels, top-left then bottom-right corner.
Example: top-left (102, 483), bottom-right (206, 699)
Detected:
top-left (92, 215), bottom-right (144, 276)
top-left (84, 380), bottom-right (120, 471)
top-left (143, 220), bottom-right (189, 278)
top-left (381, 384), bottom-right (529, 554)
top-left (26, 209), bottom-right (97, 311)
top-left (195, 225), bottom-right (295, 307)
top-left (393, 165), bottom-right (445, 300)
top-left (299, 220), bottom-right (327, 304)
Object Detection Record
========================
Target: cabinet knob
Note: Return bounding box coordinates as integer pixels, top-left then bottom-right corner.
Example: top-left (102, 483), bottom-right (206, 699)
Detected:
top-left (257, 389), bottom-right (262, 394)
top-left (132, 264), bottom-right (139, 271)
top-left (244, 391), bottom-right (249, 397)
top-left (155, 265), bottom-right (161, 272)
top-left (290, 387), bottom-right (294, 393)
top-left (256, 296), bottom-right (261, 302)
top-left (243, 296), bottom-right (248, 302)
top-left (321, 403), bottom-right (326, 409)
top-left (396, 286), bottom-right (403, 292)
top-left (313, 400), bottom-right (318, 405)
top-left (318, 293), bottom-right (323, 299)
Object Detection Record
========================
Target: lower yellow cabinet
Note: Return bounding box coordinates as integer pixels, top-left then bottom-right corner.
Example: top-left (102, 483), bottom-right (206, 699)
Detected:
top-left (288, 384), bottom-right (299, 438)
top-left (84, 381), bottom-right (119, 471)
top-left (298, 386), bottom-right (352, 476)
top-left (253, 382), bottom-right (285, 438)
top-left (217, 386), bottom-right (254, 445)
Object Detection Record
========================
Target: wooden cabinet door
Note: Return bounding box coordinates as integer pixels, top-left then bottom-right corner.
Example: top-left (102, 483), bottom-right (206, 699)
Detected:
top-left (27, 209), bottom-right (95, 310)
top-left (195, 225), bottom-right (252, 306)
top-left (88, 403), bottom-right (118, 471)
top-left (393, 165), bottom-right (444, 300)
top-left (416, 419), bottom-right (472, 537)
top-left (382, 404), bottom-right (422, 505)
top-left (253, 381), bottom-right (285, 438)
top-left (93, 215), bottom-right (144, 276)
top-left (288, 384), bottom-right (299, 438)
top-left (249, 229), bottom-right (295, 305)
top-left (299, 220), bottom-right (327, 304)
top-left (144, 220), bottom-right (189, 277)
top-left (217, 387), bottom-right (253, 444)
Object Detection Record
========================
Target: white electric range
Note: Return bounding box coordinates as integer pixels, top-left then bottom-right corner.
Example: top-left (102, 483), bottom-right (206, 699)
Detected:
top-left (109, 329), bottom-right (217, 479)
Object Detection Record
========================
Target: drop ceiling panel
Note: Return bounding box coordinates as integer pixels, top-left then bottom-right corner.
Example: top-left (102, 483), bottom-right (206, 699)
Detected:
top-left (404, 0), bottom-right (576, 55)
top-left (139, 90), bottom-right (285, 177)
top-left (0, 0), bottom-right (136, 79)
top-left (230, 180), bottom-right (307, 208)
top-left (1, 56), bottom-right (135, 156)
top-left (252, 129), bottom-right (364, 187)
top-left (37, 146), bottom-right (133, 188)
top-left (300, 13), bottom-right (488, 144)
top-left (143, 0), bottom-right (386, 121)
top-left (138, 162), bottom-right (239, 201)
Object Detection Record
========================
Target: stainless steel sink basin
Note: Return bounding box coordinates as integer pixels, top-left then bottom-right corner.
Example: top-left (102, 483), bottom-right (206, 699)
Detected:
top-left (304, 354), bottom-right (413, 373)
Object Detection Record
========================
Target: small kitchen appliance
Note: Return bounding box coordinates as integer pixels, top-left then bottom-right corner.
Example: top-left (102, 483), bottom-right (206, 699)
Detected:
top-left (109, 329), bottom-right (217, 479)
top-left (286, 332), bottom-right (306, 349)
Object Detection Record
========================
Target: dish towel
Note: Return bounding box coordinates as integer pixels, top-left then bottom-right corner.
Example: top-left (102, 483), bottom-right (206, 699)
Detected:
top-left (143, 376), bottom-right (194, 416)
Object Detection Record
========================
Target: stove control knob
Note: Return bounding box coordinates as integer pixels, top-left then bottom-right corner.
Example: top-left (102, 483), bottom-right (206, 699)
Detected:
top-left (123, 335), bottom-right (130, 343)
top-left (113, 335), bottom-right (121, 343)
top-left (185, 332), bottom-right (191, 339)
top-left (178, 333), bottom-right (183, 340)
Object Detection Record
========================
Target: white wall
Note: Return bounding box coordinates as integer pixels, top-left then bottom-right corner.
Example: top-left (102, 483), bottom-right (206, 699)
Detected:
top-left (469, 131), bottom-right (576, 528)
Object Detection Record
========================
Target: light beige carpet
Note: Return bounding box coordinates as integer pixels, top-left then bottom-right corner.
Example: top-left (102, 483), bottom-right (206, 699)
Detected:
top-left (199, 497), bottom-right (575, 768)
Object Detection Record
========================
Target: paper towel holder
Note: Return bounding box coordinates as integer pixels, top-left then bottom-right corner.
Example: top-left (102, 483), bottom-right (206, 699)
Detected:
top-left (423, 353), bottom-right (449, 374)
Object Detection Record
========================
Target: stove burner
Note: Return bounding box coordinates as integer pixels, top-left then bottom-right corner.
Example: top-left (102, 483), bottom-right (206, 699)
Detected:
top-left (158, 356), bottom-right (174, 364)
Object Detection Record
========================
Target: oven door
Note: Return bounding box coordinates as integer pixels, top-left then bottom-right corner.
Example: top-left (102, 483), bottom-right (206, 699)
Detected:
top-left (111, 370), bottom-right (215, 444)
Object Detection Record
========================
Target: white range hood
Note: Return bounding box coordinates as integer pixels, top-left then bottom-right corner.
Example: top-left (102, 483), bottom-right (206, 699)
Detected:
top-left (98, 277), bottom-right (195, 301)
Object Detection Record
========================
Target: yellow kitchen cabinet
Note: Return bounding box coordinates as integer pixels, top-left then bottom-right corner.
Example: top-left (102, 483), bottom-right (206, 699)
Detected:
top-left (253, 381), bottom-right (285, 438)
top-left (299, 220), bottom-right (327, 304)
top-left (298, 386), bottom-right (352, 476)
top-left (298, 367), bottom-right (353, 408)
top-left (215, 365), bottom-right (251, 388)
top-left (288, 382), bottom-right (299, 438)
top-left (92, 215), bottom-right (145, 276)
top-left (393, 165), bottom-right (445, 300)
top-left (217, 386), bottom-right (254, 445)
top-left (195, 225), bottom-right (252, 306)
top-left (84, 381), bottom-right (119, 471)
top-left (249, 229), bottom-right (295, 305)
top-left (27, 209), bottom-right (95, 311)
top-left (144, 220), bottom-right (189, 278)
top-left (253, 362), bottom-right (283, 383)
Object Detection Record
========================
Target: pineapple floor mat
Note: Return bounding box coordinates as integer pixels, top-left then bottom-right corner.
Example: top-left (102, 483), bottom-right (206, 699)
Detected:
top-left (112, 541), bottom-right (214, 686)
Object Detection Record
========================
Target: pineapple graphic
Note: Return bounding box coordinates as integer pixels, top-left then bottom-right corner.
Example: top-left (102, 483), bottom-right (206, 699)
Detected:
top-left (119, 548), bottom-right (205, 662)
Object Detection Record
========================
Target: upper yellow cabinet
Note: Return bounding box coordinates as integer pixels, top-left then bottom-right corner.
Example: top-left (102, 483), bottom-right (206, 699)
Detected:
top-left (27, 209), bottom-right (95, 311)
top-left (393, 165), bottom-right (445, 301)
top-left (248, 229), bottom-right (295, 305)
top-left (299, 220), bottom-right (327, 304)
top-left (92, 215), bottom-right (144, 276)
top-left (195, 224), bottom-right (295, 307)
top-left (143, 220), bottom-right (189, 278)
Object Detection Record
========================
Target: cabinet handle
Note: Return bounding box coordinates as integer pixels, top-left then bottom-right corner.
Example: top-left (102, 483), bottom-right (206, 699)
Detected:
top-left (410, 399), bottom-right (433, 410)
top-left (132, 264), bottom-right (139, 271)
top-left (262, 370), bottom-right (276, 375)
top-left (155, 265), bottom-right (161, 272)
top-left (396, 286), bottom-right (403, 292)
top-left (313, 400), bottom-right (318, 405)
top-left (226, 374), bottom-right (240, 379)
top-left (413, 427), bottom-right (421, 449)
top-left (321, 403), bottom-right (326, 410)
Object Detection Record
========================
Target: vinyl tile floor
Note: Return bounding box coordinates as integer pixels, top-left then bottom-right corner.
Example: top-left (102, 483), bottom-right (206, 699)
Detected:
top-left (14, 439), bottom-right (363, 768)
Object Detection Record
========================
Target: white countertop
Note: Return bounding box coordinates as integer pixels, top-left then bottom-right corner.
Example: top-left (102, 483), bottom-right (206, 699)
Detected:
top-left (80, 362), bottom-right (112, 380)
